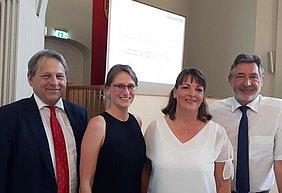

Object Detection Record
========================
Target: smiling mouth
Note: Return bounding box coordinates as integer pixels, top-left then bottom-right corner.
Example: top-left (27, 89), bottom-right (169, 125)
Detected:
top-left (119, 97), bottom-right (131, 100)
top-left (240, 89), bottom-right (253, 92)
top-left (185, 98), bottom-right (196, 102)
top-left (47, 89), bottom-right (60, 92)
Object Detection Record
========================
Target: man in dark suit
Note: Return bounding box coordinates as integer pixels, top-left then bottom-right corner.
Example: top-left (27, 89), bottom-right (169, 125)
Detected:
top-left (0, 49), bottom-right (88, 193)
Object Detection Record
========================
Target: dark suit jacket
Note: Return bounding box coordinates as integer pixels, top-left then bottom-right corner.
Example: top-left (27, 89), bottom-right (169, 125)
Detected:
top-left (0, 96), bottom-right (88, 193)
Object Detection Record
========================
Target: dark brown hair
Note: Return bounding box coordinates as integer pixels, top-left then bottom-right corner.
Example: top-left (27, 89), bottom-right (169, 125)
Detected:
top-left (162, 67), bottom-right (212, 122)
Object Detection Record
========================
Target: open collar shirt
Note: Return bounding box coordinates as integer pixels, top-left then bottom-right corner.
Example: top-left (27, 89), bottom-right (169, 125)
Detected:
top-left (209, 94), bottom-right (282, 192)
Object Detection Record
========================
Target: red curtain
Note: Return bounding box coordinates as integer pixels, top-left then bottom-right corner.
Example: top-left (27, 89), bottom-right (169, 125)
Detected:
top-left (91, 0), bottom-right (108, 85)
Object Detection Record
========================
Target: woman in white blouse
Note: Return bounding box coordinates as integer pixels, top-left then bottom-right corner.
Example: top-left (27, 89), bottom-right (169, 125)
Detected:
top-left (142, 67), bottom-right (233, 193)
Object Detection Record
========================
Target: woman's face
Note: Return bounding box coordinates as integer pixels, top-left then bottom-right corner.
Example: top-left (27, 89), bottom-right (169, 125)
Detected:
top-left (107, 71), bottom-right (137, 110)
top-left (174, 75), bottom-right (204, 113)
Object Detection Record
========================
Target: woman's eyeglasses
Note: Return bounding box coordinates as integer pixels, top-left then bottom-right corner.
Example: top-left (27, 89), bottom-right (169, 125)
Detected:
top-left (110, 83), bottom-right (138, 92)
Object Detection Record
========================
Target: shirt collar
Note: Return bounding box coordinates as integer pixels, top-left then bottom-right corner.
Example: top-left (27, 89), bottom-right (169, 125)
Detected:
top-left (33, 94), bottom-right (64, 111)
top-left (231, 94), bottom-right (261, 113)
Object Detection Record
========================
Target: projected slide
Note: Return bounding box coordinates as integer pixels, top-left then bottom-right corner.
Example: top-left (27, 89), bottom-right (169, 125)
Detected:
top-left (107, 0), bottom-right (186, 87)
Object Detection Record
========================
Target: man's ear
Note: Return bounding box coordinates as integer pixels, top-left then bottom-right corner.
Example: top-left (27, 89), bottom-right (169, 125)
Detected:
top-left (228, 74), bottom-right (232, 83)
top-left (27, 75), bottom-right (33, 87)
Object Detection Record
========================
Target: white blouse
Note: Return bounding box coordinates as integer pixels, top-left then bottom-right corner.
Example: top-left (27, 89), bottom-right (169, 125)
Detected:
top-left (144, 117), bottom-right (233, 193)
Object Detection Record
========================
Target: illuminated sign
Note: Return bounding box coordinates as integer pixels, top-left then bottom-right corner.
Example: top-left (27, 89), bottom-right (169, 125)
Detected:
top-left (55, 30), bottom-right (68, 39)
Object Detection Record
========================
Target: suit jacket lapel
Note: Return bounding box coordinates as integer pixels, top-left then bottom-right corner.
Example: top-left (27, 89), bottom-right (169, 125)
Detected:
top-left (24, 96), bottom-right (56, 181)
top-left (63, 102), bottom-right (80, 144)
top-left (63, 100), bottom-right (86, 163)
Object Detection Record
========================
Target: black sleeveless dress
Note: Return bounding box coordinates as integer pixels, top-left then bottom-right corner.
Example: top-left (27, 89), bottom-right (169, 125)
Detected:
top-left (92, 112), bottom-right (146, 193)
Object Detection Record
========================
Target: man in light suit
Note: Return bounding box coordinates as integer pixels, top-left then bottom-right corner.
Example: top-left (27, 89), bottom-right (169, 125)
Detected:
top-left (0, 49), bottom-right (88, 193)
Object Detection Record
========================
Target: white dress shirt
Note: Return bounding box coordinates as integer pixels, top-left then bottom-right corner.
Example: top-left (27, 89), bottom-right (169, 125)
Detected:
top-left (34, 94), bottom-right (77, 193)
top-left (209, 94), bottom-right (282, 192)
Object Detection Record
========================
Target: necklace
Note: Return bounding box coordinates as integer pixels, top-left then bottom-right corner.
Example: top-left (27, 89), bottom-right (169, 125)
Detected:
top-left (185, 130), bottom-right (188, 133)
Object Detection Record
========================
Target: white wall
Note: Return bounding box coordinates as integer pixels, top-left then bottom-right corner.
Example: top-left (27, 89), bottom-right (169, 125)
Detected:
top-left (15, 0), bottom-right (47, 100)
top-left (129, 94), bottom-right (169, 132)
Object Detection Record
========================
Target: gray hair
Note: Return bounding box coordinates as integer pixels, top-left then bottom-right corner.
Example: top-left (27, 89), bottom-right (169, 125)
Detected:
top-left (27, 49), bottom-right (68, 77)
top-left (229, 53), bottom-right (264, 78)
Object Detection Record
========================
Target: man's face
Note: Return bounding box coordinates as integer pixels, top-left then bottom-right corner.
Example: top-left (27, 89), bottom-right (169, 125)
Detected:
top-left (28, 57), bottom-right (67, 105)
top-left (229, 62), bottom-right (263, 105)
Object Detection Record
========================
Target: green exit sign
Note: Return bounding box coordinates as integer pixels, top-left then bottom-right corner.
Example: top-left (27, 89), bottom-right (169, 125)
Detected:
top-left (55, 30), bottom-right (68, 39)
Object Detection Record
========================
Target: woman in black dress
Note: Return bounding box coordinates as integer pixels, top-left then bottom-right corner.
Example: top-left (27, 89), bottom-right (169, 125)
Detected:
top-left (80, 64), bottom-right (146, 193)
